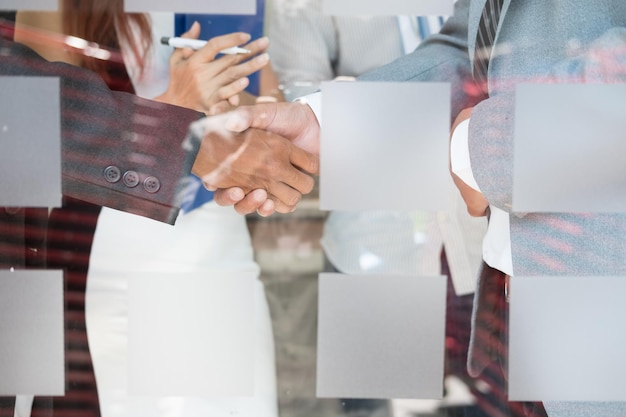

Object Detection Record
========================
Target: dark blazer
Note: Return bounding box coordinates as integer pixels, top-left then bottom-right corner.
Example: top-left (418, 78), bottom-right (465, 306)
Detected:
top-left (0, 29), bottom-right (204, 417)
top-left (0, 35), bottom-right (204, 224)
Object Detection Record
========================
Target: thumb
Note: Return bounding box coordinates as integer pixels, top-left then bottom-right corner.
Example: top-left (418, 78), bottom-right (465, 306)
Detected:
top-left (225, 103), bottom-right (278, 133)
top-left (224, 106), bottom-right (254, 133)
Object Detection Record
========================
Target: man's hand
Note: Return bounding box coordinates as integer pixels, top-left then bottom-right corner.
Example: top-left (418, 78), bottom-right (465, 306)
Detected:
top-left (210, 101), bottom-right (321, 215)
top-left (450, 107), bottom-right (489, 217)
top-left (225, 101), bottom-right (320, 154)
top-left (190, 114), bottom-right (319, 214)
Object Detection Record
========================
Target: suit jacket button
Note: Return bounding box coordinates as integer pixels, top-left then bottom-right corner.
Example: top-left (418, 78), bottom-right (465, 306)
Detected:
top-left (123, 170), bottom-right (140, 188)
top-left (143, 176), bottom-right (161, 193)
top-left (104, 165), bottom-right (121, 183)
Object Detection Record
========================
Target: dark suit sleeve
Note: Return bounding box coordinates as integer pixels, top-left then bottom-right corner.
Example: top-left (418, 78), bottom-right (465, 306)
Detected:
top-left (0, 37), bottom-right (204, 224)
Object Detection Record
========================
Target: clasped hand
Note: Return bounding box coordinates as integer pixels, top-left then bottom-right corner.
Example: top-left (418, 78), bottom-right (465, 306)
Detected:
top-left (197, 101), bottom-right (321, 216)
top-left (191, 105), bottom-right (320, 215)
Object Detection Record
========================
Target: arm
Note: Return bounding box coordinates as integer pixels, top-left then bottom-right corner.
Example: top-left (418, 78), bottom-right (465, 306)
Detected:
top-left (218, 0), bottom-right (476, 214)
top-left (468, 27), bottom-right (626, 213)
top-left (357, 0), bottom-right (479, 118)
top-left (0, 36), bottom-right (318, 222)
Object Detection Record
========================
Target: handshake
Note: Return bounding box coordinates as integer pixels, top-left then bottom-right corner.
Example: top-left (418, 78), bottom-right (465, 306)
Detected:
top-left (190, 101), bottom-right (321, 216)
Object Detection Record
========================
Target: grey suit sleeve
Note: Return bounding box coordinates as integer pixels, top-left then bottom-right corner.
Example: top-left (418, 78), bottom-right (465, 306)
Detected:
top-left (357, 0), bottom-right (477, 119)
top-left (0, 37), bottom-right (204, 224)
top-left (469, 27), bottom-right (626, 212)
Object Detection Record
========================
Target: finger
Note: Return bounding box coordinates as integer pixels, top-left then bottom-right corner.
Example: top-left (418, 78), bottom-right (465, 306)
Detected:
top-left (219, 52), bottom-right (270, 82)
top-left (268, 198), bottom-right (297, 214)
top-left (197, 37), bottom-right (269, 82)
top-left (209, 77), bottom-right (250, 107)
top-left (211, 77), bottom-right (248, 103)
top-left (213, 187), bottom-right (245, 206)
top-left (192, 32), bottom-right (251, 63)
top-left (170, 21), bottom-right (201, 64)
top-left (204, 48), bottom-right (269, 85)
top-left (289, 146), bottom-right (320, 176)
top-left (265, 181), bottom-right (303, 211)
top-left (241, 36), bottom-right (269, 56)
top-left (205, 36), bottom-right (269, 70)
top-left (203, 36), bottom-right (268, 72)
top-left (207, 100), bottom-right (233, 116)
top-left (232, 189), bottom-right (268, 215)
top-left (256, 199), bottom-right (276, 217)
top-left (228, 92), bottom-right (241, 107)
top-left (180, 21), bottom-right (201, 39)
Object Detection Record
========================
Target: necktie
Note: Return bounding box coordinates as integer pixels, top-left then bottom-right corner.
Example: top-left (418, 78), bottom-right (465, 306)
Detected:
top-left (474, 0), bottom-right (504, 91)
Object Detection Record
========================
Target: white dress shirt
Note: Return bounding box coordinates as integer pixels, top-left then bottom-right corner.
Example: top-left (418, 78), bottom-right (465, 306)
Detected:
top-left (449, 118), bottom-right (513, 276)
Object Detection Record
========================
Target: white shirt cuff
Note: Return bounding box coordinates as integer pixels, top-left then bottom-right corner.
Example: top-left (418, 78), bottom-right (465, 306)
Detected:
top-left (295, 91), bottom-right (322, 126)
top-left (449, 118), bottom-right (481, 192)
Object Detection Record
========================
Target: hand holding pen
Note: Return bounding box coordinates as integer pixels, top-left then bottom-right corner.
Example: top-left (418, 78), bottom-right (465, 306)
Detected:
top-left (154, 21), bottom-right (270, 115)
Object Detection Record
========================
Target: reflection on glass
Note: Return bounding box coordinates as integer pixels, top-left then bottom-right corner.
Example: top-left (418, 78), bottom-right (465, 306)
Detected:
top-left (0, 76), bottom-right (62, 208)
top-left (128, 271), bottom-right (256, 397)
top-left (508, 275), bottom-right (626, 401)
top-left (317, 273), bottom-right (447, 399)
top-left (320, 81), bottom-right (453, 211)
top-left (322, 0), bottom-right (453, 17)
top-left (0, 0), bottom-right (57, 11)
top-left (513, 84), bottom-right (626, 213)
top-left (0, 270), bottom-right (64, 396)
top-left (124, 0), bottom-right (256, 15)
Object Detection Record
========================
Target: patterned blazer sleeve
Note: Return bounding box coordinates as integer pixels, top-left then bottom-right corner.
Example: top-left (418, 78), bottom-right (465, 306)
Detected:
top-left (0, 37), bottom-right (204, 224)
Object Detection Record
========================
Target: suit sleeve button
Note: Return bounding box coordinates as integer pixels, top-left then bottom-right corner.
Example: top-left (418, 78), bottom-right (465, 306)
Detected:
top-left (143, 176), bottom-right (161, 193)
top-left (104, 166), bottom-right (121, 183)
top-left (123, 170), bottom-right (140, 188)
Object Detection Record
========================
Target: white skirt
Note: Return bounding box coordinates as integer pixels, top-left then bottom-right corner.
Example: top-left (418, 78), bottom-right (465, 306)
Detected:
top-left (85, 202), bottom-right (277, 417)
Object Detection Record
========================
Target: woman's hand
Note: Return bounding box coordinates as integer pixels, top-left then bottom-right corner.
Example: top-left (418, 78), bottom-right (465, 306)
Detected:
top-left (155, 21), bottom-right (270, 114)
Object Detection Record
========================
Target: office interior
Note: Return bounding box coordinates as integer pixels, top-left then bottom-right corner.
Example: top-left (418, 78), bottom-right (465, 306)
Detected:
top-left (1, 1), bottom-right (625, 417)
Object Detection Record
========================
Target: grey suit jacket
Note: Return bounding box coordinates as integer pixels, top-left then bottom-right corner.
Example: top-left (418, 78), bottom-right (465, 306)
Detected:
top-left (361, 1), bottom-right (626, 414)
top-left (362, 0), bottom-right (626, 276)
top-left (0, 36), bottom-right (204, 224)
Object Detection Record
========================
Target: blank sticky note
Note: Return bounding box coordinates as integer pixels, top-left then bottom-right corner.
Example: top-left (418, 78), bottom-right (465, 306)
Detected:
top-left (0, 270), bottom-right (64, 396)
top-left (128, 271), bottom-right (255, 397)
top-left (513, 84), bottom-right (626, 212)
top-left (124, 0), bottom-right (255, 14)
top-left (317, 273), bottom-right (447, 399)
top-left (508, 276), bottom-right (626, 401)
top-left (0, 0), bottom-right (56, 10)
top-left (322, 0), bottom-right (453, 16)
top-left (0, 77), bottom-right (62, 208)
top-left (320, 81), bottom-right (452, 211)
